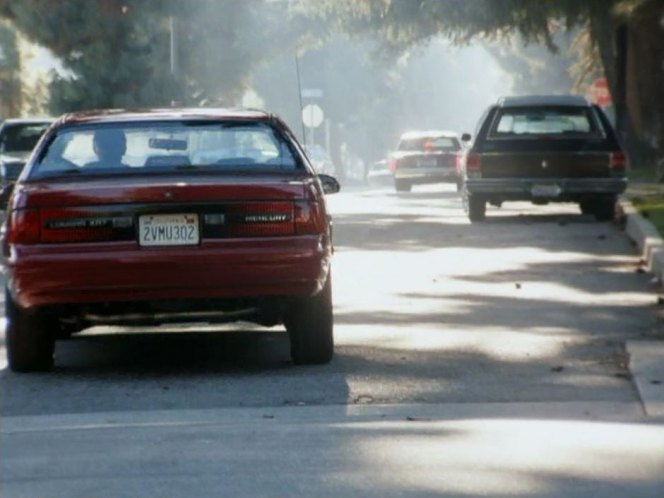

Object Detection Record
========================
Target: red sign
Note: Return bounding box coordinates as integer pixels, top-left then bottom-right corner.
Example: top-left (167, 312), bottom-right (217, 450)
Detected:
top-left (587, 77), bottom-right (612, 107)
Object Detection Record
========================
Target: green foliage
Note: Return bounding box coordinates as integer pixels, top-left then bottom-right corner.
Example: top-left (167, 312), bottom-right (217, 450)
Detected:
top-left (0, 0), bottom-right (328, 113)
top-left (0, 19), bottom-right (18, 69)
top-left (0, 0), bottom-right (180, 113)
top-left (0, 19), bottom-right (21, 116)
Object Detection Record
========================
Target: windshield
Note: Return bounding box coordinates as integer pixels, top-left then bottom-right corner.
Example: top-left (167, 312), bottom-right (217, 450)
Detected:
top-left (31, 121), bottom-right (301, 178)
top-left (0, 122), bottom-right (51, 154)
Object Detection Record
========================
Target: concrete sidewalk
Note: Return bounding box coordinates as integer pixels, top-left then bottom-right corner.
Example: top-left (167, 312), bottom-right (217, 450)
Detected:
top-left (619, 199), bottom-right (664, 418)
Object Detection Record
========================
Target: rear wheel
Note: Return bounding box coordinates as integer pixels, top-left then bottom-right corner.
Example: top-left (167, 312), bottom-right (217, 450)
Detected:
top-left (395, 179), bottom-right (412, 192)
top-left (579, 200), bottom-right (594, 216)
top-left (5, 289), bottom-right (55, 372)
top-left (284, 274), bottom-right (334, 365)
top-left (467, 194), bottom-right (486, 222)
top-left (580, 197), bottom-right (616, 221)
top-left (593, 197), bottom-right (617, 221)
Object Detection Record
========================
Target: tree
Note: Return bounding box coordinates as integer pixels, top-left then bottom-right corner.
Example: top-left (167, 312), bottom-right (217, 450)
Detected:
top-left (292, 0), bottom-right (664, 167)
top-left (0, 0), bottom-right (181, 113)
top-left (0, 19), bottom-right (21, 116)
top-left (0, 0), bottom-right (325, 113)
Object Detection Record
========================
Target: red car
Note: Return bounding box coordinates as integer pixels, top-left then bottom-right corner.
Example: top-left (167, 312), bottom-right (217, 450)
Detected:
top-left (1, 108), bottom-right (340, 372)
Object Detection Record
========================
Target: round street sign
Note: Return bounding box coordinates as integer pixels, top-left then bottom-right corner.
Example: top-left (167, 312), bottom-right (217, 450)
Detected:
top-left (302, 104), bottom-right (324, 129)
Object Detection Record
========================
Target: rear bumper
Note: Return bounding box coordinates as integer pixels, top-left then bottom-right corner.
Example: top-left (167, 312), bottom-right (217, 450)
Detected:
top-left (394, 167), bottom-right (458, 183)
top-left (465, 177), bottom-right (627, 199)
top-left (5, 236), bottom-right (331, 310)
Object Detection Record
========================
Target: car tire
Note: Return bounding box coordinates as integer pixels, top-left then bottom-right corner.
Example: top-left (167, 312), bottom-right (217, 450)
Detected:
top-left (467, 194), bottom-right (486, 222)
top-left (592, 197), bottom-right (616, 221)
top-left (284, 274), bottom-right (334, 365)
top-left (579, 200), bottom-right (594, 216)
top-left (5, 289), bottom-right (55, 372)
top-left (395, 180), bottom-right (411, 192)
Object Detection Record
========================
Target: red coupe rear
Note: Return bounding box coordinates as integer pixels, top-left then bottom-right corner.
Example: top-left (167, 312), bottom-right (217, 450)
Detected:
top-left (1, 109), bottom-right (340, 372)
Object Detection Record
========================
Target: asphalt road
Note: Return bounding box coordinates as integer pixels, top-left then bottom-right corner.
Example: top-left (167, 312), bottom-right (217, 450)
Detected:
top-left (1, 184), bottom-right (663, 497)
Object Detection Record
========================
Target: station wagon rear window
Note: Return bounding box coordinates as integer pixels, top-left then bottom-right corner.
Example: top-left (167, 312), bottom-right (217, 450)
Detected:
top-left (489, 106), bottom-right (604, 139)
top-left (31, 121), bottom-right (300, 178)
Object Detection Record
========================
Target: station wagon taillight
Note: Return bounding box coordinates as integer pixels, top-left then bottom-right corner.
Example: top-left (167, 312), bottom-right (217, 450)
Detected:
top-left (610, 151), bottom-right (627, 171)
top-left (466, 153), bottom-right (482, 177)
top-left (388, 158), bottom-right (398, 173)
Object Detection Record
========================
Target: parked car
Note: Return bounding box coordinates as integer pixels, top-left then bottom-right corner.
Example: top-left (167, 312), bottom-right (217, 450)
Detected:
top-left (1, 108), bottom-right (340, 372)
top-left (366, 159), bottom-right (394, 187)
top-left (460, 95), bottom-right (627, 222)
top-left (388, 130), bottom-right (463, 192)
top-left (0, 118), bottom-right (53, 206)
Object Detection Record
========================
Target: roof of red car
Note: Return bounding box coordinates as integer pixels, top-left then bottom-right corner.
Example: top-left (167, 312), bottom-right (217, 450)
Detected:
top-left (57, 108), bottom-right (273, 126)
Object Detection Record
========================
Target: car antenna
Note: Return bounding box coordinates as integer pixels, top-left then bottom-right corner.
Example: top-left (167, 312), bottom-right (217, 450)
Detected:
top-left (295, 54), bottom-right (307, 145)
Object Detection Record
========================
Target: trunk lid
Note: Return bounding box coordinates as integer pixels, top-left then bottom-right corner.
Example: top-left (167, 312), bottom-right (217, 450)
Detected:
top-left (479, 151), bottom-right (612, 179)
top-left (9, 173), bottom-right (325, 244)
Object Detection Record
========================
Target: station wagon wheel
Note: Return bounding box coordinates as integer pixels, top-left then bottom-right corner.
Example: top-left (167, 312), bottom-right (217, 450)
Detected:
top-left (466, 193), bottom-right (486, 222)
top-left (5, 288), bottom-right (55, 372)
top-left (284, 274), bottom-right (334, 365)
top-left (579, 200), bottom-right (594, 216)
top-left (593, 197), bottom-right (617, 221)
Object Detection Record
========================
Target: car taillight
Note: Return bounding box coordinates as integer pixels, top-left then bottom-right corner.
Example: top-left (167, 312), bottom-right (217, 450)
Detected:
top-left (455, 153), bottom-right (463, 173)
top-left (466, 153), bottom-right (482, 177)
top-left (295, 200), bottom-right (326, 235)
top-left (39, 209), bottom-right (130, 243)
top-left (6, 209), bottom-right (41, 245)
top-left (610, 151), bottom-right (627, 171)
top-left (224, 202), bottom-right (296, 237)
top-left (388, 158), bottom-right (398, 173)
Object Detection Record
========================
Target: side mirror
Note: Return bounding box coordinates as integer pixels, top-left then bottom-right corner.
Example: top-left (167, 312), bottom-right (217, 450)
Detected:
top-left (461, 133), bottom-right (472, 142)
top-left (318, 174), bottom-right (341, 195)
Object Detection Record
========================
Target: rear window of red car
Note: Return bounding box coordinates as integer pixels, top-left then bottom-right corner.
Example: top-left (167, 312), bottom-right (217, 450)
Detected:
top-left (30, 121), bottom-right (302, 178)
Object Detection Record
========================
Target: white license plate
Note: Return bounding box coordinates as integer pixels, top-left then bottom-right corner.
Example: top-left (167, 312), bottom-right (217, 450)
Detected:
top-left (139, 213), bottom-right (199, 247)
top-left (531, 184), bottom-right (561, 197)
top-left (416, 158), bottom-right (437, 168)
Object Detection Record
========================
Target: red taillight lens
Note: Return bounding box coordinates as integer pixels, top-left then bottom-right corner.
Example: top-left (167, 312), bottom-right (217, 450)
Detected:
top-left (610, 151), bottom-right (627, 171)
top-left (388, 158), bottom-right (398, 173)
top-left (295, 200), bottom-right (325, 235)
top-left (466, 154), bottom-right (482, 173)
top-left (225, 202), bottom-right (296, 237)
top-left (7, 209), bottom-right (41, 245)
top-left (40, 209), bottom-right (120, 243)
top-left (455, 153), bottom-right (463, 173)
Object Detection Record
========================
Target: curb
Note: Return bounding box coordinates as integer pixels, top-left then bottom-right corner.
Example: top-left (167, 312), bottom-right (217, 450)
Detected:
top-left (621, 200), bottom-right (664, 280)
top-left (618, 199), bottom-right (664, 418)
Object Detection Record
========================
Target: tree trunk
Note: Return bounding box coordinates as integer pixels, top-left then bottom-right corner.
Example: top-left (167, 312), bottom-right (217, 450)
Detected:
top-left (624, 0), bottom-right (664, 177)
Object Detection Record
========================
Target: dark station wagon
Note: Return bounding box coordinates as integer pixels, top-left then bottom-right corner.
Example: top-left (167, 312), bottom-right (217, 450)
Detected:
top-left (1, 108), bottom-right (340, 372)
top-left (460, 95), bottom-right (627, 222)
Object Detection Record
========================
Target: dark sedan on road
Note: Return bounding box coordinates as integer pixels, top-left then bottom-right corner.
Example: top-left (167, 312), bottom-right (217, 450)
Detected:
top-left (0, 118), bottom-right (53, 206)
top-left (460, 95), bottom-right (627, 222)
top-left (1, 108), bottom-right (340, 372)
